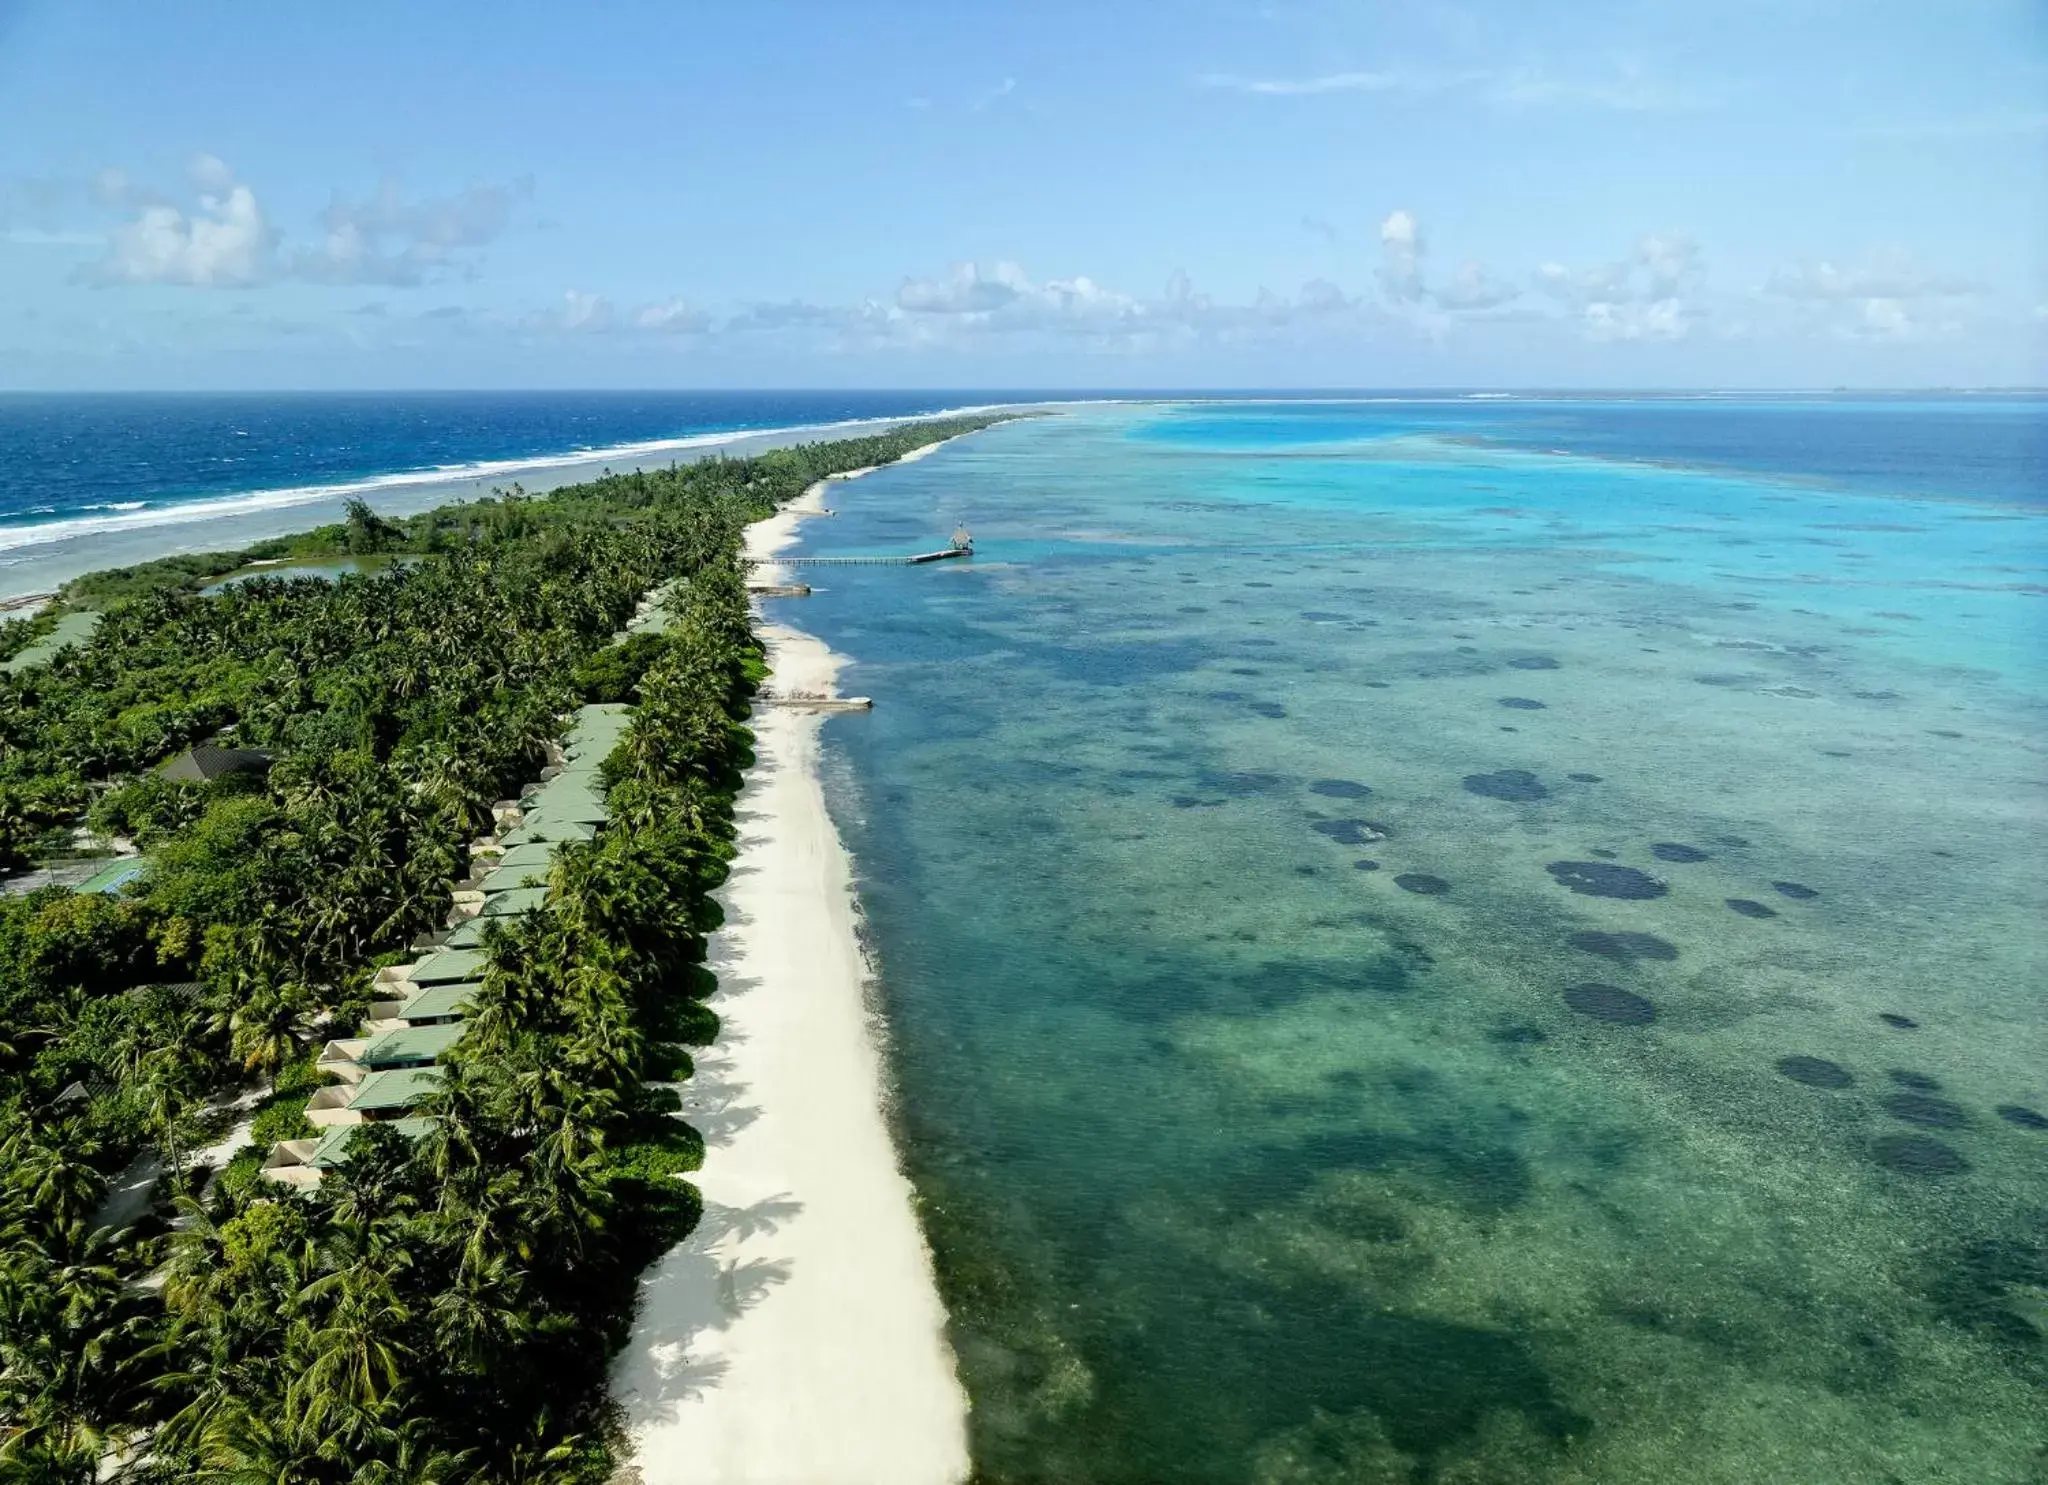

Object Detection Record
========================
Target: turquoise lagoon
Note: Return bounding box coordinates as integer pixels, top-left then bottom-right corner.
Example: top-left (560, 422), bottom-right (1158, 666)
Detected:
top-left (772, 400), bottom-right (2047, 1483)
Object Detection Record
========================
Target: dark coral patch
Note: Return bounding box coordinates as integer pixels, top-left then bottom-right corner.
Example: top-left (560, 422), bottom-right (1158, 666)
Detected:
top-left (1725, 898), bottom-right (1778, 919)
top-left (1353, 859), bottom-right (1380, 872)
top-left (1650, 843), bottom-right (1710, 863)
top-left (1464, 769), bottom-right (1549, 802)
top-left (1996, 1105), bottom-right (2048, 1131)
top-left (1547, 861), bottom-right (1667, 900)
top-left (1312, 819), bottom-right (1391, 846)
top-left (1772, 881), bottom-right (1820, 900)
top-left (1563, 983), bottom-right (1657, 1025)
top-left (1883, 1093), bottom-right (1970, 1129)
top-left (1879, 1012), bottom-right (1919, 1030)
top-left (1498, 697), bottom-right (1547, 710)
top-left (1508, 656), bottom-right (1562, 671)
top-left (1872, 1134), bottom-right (1969, 1177)
top-left (1888, 1070), bottom-right (1942, 1092)
top-left (1300, 610), bottom-right (1346, 621)
top-left (1248, 701), bottom-right (1287, 718)
top-left (1567, 773), bottom-right (1603, 783)
top-left (1309, 779), bottom-right (1374, 800)
top-left (1569, 931), bottom-right (1679, 963)
top-left (1395, 873), bottom-right (1451, 895)
top-left (1587, 848), bottom-right (1618, 860)
top-left (1777, 1055), bottom-right (1854, 1089)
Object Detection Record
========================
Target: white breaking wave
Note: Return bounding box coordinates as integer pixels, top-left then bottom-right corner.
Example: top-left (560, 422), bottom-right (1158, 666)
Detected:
top-left (0, 404), bottom-right (1014, 556)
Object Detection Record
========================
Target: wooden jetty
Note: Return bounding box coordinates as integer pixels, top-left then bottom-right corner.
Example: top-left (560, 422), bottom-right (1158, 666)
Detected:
top-left (757, 692), bottom-right (874, 711)
top-left (752, 546), bottom-right (971, 568)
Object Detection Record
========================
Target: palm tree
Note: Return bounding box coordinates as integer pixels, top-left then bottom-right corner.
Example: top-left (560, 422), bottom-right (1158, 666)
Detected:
top-left (228, 985), bottom-right (312, 1078)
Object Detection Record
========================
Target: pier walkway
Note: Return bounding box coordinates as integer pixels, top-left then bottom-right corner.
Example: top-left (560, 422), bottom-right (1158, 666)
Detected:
top-left (748, 546), bottom-right (972, 567)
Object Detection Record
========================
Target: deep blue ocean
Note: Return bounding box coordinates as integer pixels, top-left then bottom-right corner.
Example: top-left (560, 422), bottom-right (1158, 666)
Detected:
top-left (0, 390), bottom-right (1022, 551)
top-left (754, 397), bottom-right (2046, 1483)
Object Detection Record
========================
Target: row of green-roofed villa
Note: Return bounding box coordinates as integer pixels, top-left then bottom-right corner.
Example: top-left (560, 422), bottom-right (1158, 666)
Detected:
top-left (260, 701), bottom-right (627, 1187)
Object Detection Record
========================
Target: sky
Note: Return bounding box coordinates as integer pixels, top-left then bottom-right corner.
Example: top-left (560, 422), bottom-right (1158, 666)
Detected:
top-left (0, 0), bottom-right (2042, 390)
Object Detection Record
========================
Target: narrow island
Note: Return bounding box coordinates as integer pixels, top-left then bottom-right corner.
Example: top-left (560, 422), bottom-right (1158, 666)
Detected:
top-left (0, 416), bottom-right (1007, 1483)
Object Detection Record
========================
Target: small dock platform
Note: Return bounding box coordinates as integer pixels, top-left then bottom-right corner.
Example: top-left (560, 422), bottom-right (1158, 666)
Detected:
top-left (753, 546), bottom-right (971, 568)
top-left (758, 693), bottom-right (874, 711)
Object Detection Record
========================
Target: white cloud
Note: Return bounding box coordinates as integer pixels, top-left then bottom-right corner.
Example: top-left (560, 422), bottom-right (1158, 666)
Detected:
top-left (78, 158), bottom-right (526, 290)
top-left (1377, 209), bottom-right (1424, 303)
top-left (897, 260), bottom-right (1031, 314)
top-left (298, 176), bottom-right (527, 286)
top-left (1199, 61), bottom-right (1710, 112)
top-left (1435, 260), bottom-right (1520, 312)
top-left (1369, 210), bottom-right (1519, 319)
top-left (1536, 233), bottom-right (1703, 341)
top-left (558, 289), bottom-right (611, 332)
top-left (83, 156), bottom-right (275, 287)
top-left (1765, 253), bottom-right (1978, 302)
top-left (187, 153), bottom-right (237, 196)
top-left (1198, 69), bottom-right (1414, 96)
top-left (633, 297), bottom-right (711, 333)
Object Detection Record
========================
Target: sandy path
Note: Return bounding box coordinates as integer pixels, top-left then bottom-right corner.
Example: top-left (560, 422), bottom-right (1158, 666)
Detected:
top-left (610, 463), bottom-right (969, 1484)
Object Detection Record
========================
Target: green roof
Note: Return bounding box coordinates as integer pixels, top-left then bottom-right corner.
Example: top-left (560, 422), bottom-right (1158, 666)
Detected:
top-left (527, 778), bottom-right (611, 814)
top-left (480, 860), bottom-right (551, 893)
top-left (442, 918), bottom-right (488, 948)
top-left (309, 1117), bottom-right (437, 1168)
top-left (348, 1066), bottom-right (442, 1112)
top-left (501, 822), bottom-right (596, 846)
top-left (399, 980), bottom-right (478, 1022)
top-left (410, 948), bottom-right (486, 984)
top-left (491, 841), bottom-right (560, 870)
top-left (480, 886), bottom-right (549, 917)
top-left (362, 1020), bottom-right (465, 1067)
top-left (516, 808), bottom-right (609, 834)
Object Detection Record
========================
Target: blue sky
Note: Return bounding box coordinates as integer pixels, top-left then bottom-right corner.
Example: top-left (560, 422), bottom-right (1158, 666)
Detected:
top-left (0, 0), bottom-right (2041, 389)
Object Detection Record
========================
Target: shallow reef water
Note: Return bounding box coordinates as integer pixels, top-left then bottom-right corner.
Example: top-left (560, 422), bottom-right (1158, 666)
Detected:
top-left (779, 399), bottom-right (2048, 1483)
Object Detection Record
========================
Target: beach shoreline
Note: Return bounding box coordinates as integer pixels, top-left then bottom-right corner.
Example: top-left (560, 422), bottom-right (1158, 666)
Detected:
top-left (608, 453), bottom-right (970, 1484)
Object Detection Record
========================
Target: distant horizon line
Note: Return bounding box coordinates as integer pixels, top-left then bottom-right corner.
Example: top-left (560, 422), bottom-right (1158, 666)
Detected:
top-left (0, 385), bottom-right (2042, 398)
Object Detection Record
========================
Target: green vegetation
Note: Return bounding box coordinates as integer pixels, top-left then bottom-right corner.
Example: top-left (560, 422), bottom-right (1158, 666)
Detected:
top-left (0, 417), bottom-right (1008, 1482)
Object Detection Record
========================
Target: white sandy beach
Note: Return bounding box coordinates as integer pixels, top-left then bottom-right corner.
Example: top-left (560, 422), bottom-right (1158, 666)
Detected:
top-left (609, 461), bottom-right (969, 1484)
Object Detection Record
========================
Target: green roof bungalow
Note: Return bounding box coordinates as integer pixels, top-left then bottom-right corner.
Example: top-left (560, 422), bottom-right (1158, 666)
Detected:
top-left (410, 948), bottom-right (487, 985)
top-left (363, 979), bottom-right (478, 1029)
top-left (480, 886), bottom-right (549, 918)
top-left (316, 1020), bottom-right (465, 1083)
top-left (500, 818), bottom-right (597, 848)
top-left (262, 1117), bottom-right (435, 1190)
top-left (490, 841), bottom-right (561, 871)
top-left (516, 797), bottom-right (609, 828)
top-left (479, 859), bottom-right (552, 893)
top-left (304, 1065), bottom-right (443, 1128)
